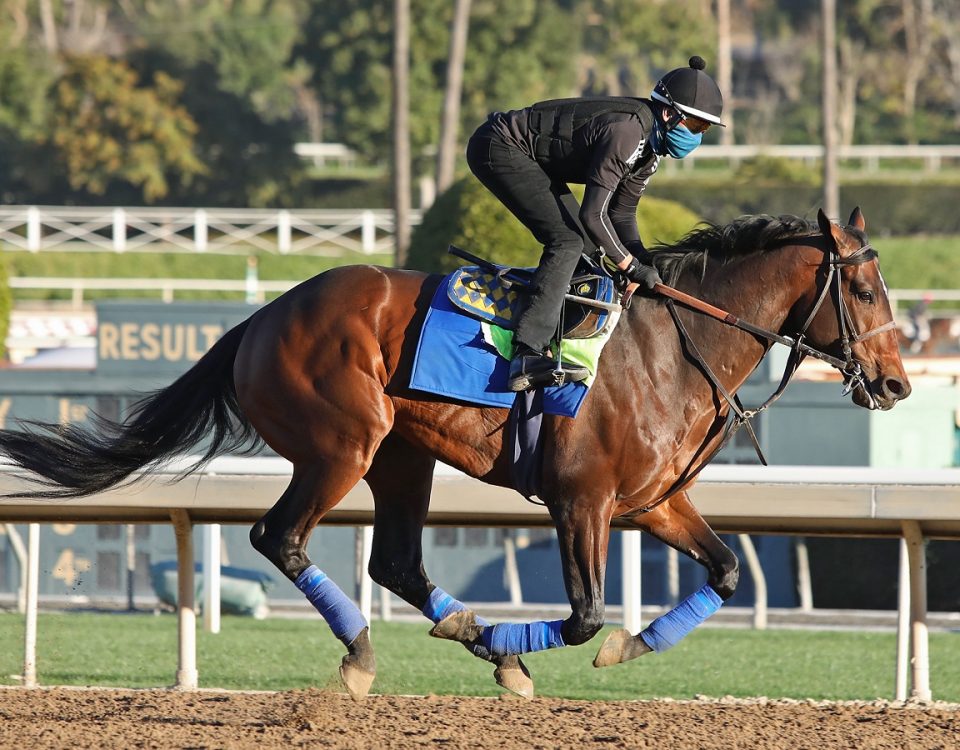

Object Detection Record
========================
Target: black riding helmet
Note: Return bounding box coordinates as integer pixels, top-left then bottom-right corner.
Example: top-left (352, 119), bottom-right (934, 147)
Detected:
top-left (650, 56), bottom-right (725, 127)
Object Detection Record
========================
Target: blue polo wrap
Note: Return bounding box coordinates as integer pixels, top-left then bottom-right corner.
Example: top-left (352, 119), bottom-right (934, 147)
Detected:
top-left (640, 583), bottom-right (723, 652)
top-left (295, 565), bottom-right (367, 645)
top-left (422, 587), bottom-right (490, 626)
top-left (480, 620), bottom-right (566, 656)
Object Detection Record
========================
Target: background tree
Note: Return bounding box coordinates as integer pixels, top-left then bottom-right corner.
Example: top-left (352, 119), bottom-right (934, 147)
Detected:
top-left (122, 0), bottom-right (310, 205)
top-left (26, 56), bottom-right (204, 203)
top-left (577, 0), bottom-right (716, 96)
top-left (435, 0), bottom-right (471, 194)
top-left (299, 0), bottom-right (578, 168)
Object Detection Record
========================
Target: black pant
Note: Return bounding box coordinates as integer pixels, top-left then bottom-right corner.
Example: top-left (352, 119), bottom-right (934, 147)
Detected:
top-left (466, 123), bottom-right (585, 353)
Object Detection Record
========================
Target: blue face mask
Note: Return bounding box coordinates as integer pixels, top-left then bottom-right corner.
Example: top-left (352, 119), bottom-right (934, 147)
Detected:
top-left (651, 121), bottom-right (702, 159)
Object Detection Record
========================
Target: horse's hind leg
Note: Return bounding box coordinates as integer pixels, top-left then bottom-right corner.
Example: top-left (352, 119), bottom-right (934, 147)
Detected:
top-left (594, 489), bottom-right (738, 667)
top-left (364, 433), bottom-right (534, 698)
top-left (250, 462), bottom-right (377, 700)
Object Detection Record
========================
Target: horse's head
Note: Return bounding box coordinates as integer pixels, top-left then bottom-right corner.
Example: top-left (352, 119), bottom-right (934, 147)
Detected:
top-left (799, 207), bottom-right (911, 410)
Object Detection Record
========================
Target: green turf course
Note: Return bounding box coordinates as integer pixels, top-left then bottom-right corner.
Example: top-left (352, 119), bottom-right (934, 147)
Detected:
top-left (1, 613), bottom-right (957, 701)
top-left (1, 234), bottom-right (958, 303)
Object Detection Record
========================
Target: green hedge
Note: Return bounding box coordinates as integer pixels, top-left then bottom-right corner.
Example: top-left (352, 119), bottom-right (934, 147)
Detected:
top-left (406, 177), bottom-right (701, 273)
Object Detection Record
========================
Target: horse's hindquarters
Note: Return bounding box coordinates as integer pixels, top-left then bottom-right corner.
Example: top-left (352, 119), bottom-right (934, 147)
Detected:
top-left (234, 266), bottom-right (436, 464)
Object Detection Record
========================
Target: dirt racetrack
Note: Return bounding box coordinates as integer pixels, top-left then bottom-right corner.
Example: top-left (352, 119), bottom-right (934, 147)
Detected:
top-left (0, 687), bottom-right (957, 750)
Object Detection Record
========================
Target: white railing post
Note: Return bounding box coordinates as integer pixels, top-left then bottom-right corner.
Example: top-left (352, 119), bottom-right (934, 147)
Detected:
top-left (245, 255), bottom-right (260, 304)
top-left (665, 546), bottom-right (679, 606)
top-left (360, 525), bottom-right (374, 625)
top-left (895, 536), bottom-right (911, 701)
top-left (503, 531), bottom-right (523, 606)
top-left (170, 509), bottom-right (198, 690)
top-left (23, 523), bottom-right (40, 688)
top-left (71, 281), bottom-right (84, 309)
top-left (277, 210), bottom-right (292, 254)
top-left (112, 207), bottom-right (126, 252)
top-left (622, 529), bottom-right (642, 634)
top-left (795, 537), bottom-right (814, 611)
top-left (194, 209), bottom-right (208, 252)
top-left (738, 534), bottom-right (767, 630)
top-left (202, 524), bottom-right (221, 634)
top-left (26, 206), bottom-right (41, 252)
top-left (361, 210), bottom-right (376, 253)
top-left (902, 520), bottom-right (930, 700)
top-left (4, 524), bottom-right (28, 613)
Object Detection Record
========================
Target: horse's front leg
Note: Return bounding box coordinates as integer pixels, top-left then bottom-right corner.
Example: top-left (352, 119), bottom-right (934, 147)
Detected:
top-left (431, 495), bottom-right (614, 657)
top-left (594, 488), bottom-right (738, 667)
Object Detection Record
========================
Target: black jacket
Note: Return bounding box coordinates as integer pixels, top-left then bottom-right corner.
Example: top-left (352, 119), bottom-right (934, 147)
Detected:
top-left (489, 98), bottom-right (661, 264)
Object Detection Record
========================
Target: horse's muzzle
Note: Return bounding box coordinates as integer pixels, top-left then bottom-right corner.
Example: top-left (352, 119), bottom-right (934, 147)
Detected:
top-left (854, 373), bottom-right (911, 411)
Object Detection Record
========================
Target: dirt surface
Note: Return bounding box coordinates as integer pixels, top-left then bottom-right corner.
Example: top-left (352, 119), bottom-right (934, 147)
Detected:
top-left (0, 688), bottom-right (957, 749)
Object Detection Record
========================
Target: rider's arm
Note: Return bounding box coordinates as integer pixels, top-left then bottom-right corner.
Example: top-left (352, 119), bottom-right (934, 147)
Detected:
top-left (579, 184), bottom-right (633, 265)
top-left (580, 118), bottom-right (656, 269)
top-left (608, 159), bottom-right (659, 259)
top-left (581, 184), bottom-right (660, 290)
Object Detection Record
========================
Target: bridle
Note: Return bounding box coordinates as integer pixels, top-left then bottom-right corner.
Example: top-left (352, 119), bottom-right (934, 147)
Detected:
top-left (625, 235), bottom-right (897, 517)
top-left (790, 239), bottom-right (896, 405)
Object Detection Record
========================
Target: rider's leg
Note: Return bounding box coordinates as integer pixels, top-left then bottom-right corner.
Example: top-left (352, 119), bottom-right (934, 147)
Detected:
top-left (466, 131), bottom-right (588, 389)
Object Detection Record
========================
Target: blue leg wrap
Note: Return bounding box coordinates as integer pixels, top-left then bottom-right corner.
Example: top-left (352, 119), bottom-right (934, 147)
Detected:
top-left (640, 583), bottom-right (723, 653)
top-left (295, 565), bottom-right (367, 646)
top-left (480, 620), bottom-right (566, 656)
top-left (422, 587), bottom-right (489, 626)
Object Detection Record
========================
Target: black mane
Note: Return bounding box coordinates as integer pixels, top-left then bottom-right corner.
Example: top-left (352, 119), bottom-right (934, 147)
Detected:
top-left (651, 214), bottom-right (823, 285)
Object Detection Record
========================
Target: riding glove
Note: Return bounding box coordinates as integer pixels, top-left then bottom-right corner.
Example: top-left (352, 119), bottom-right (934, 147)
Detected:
top-left (623, 254), bottom-right (662, 293)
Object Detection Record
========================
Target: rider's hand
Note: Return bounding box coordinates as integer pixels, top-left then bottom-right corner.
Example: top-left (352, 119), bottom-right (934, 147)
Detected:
top-left (622, 255), bottom-right (662, 294)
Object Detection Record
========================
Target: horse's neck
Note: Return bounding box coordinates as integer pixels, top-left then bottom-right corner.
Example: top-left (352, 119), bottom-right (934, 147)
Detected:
top-left (688, 248), bottom-right (808, 332)
top-left (670, 247), bottom-right (813, 384)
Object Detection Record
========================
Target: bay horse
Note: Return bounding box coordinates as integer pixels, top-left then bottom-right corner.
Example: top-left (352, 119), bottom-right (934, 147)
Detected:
top-left (0, 207), bottom-right (909, 700)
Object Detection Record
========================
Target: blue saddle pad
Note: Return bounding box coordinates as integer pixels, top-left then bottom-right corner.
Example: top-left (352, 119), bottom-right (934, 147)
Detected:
top-left (410, 276), bottom-right (589, 418)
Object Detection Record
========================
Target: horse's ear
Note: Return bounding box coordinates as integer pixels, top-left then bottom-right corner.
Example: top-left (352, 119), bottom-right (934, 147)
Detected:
top-left (848, 206), bottom-right (866, 231)
top-left (817, 208), bottom-right (848, 252)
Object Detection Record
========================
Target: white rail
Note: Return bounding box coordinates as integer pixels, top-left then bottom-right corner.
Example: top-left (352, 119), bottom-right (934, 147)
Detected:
top-left (0, 206), bottom-right (421, 256)
top-left (8, 276), bottom-right (301, 306)
top-left (680, 144), bottom-right (960, 171)
top-left (1, 460), bottom-right (955, 700)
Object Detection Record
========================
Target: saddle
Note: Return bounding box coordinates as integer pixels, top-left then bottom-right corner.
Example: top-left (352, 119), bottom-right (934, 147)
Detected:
top-left (446, 249), bottom-right (618, 340)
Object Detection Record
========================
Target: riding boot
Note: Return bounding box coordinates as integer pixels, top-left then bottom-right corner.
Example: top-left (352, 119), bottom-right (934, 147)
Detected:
top-left (507, 345), bottom-right (588, 392)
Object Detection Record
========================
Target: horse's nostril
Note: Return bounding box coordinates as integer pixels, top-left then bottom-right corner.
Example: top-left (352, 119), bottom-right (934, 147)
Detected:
top-left (883, 378), bottom-right (909, 399)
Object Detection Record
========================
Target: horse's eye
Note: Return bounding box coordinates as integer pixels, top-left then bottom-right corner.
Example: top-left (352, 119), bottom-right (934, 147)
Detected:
top-left (856, 290), bottom-right (874, 304)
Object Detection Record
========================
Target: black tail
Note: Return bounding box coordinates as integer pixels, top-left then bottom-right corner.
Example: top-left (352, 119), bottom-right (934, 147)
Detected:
top-left (0, 319), bottom-right (262, 498)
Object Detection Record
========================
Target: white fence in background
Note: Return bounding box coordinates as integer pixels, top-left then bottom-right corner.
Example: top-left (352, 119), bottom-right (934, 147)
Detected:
top-left (0, 206), bottom-right (422, 256)
top-left (8, 276), bottom-right (302, 306)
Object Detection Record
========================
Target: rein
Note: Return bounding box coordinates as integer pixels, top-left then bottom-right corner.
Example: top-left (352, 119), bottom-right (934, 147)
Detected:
top-left (625, 239), bottom-right (895, 518)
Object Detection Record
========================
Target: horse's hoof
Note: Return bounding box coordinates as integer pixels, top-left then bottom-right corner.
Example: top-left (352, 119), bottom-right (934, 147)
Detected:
top-left (494, 656), bottom-right (534, 699)
top-left (593, 628), bottom-right (652, 668)
top-left (430, 609), bottom-right (483, 642)
top-left (339, 658), bottom-right (376, 702)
